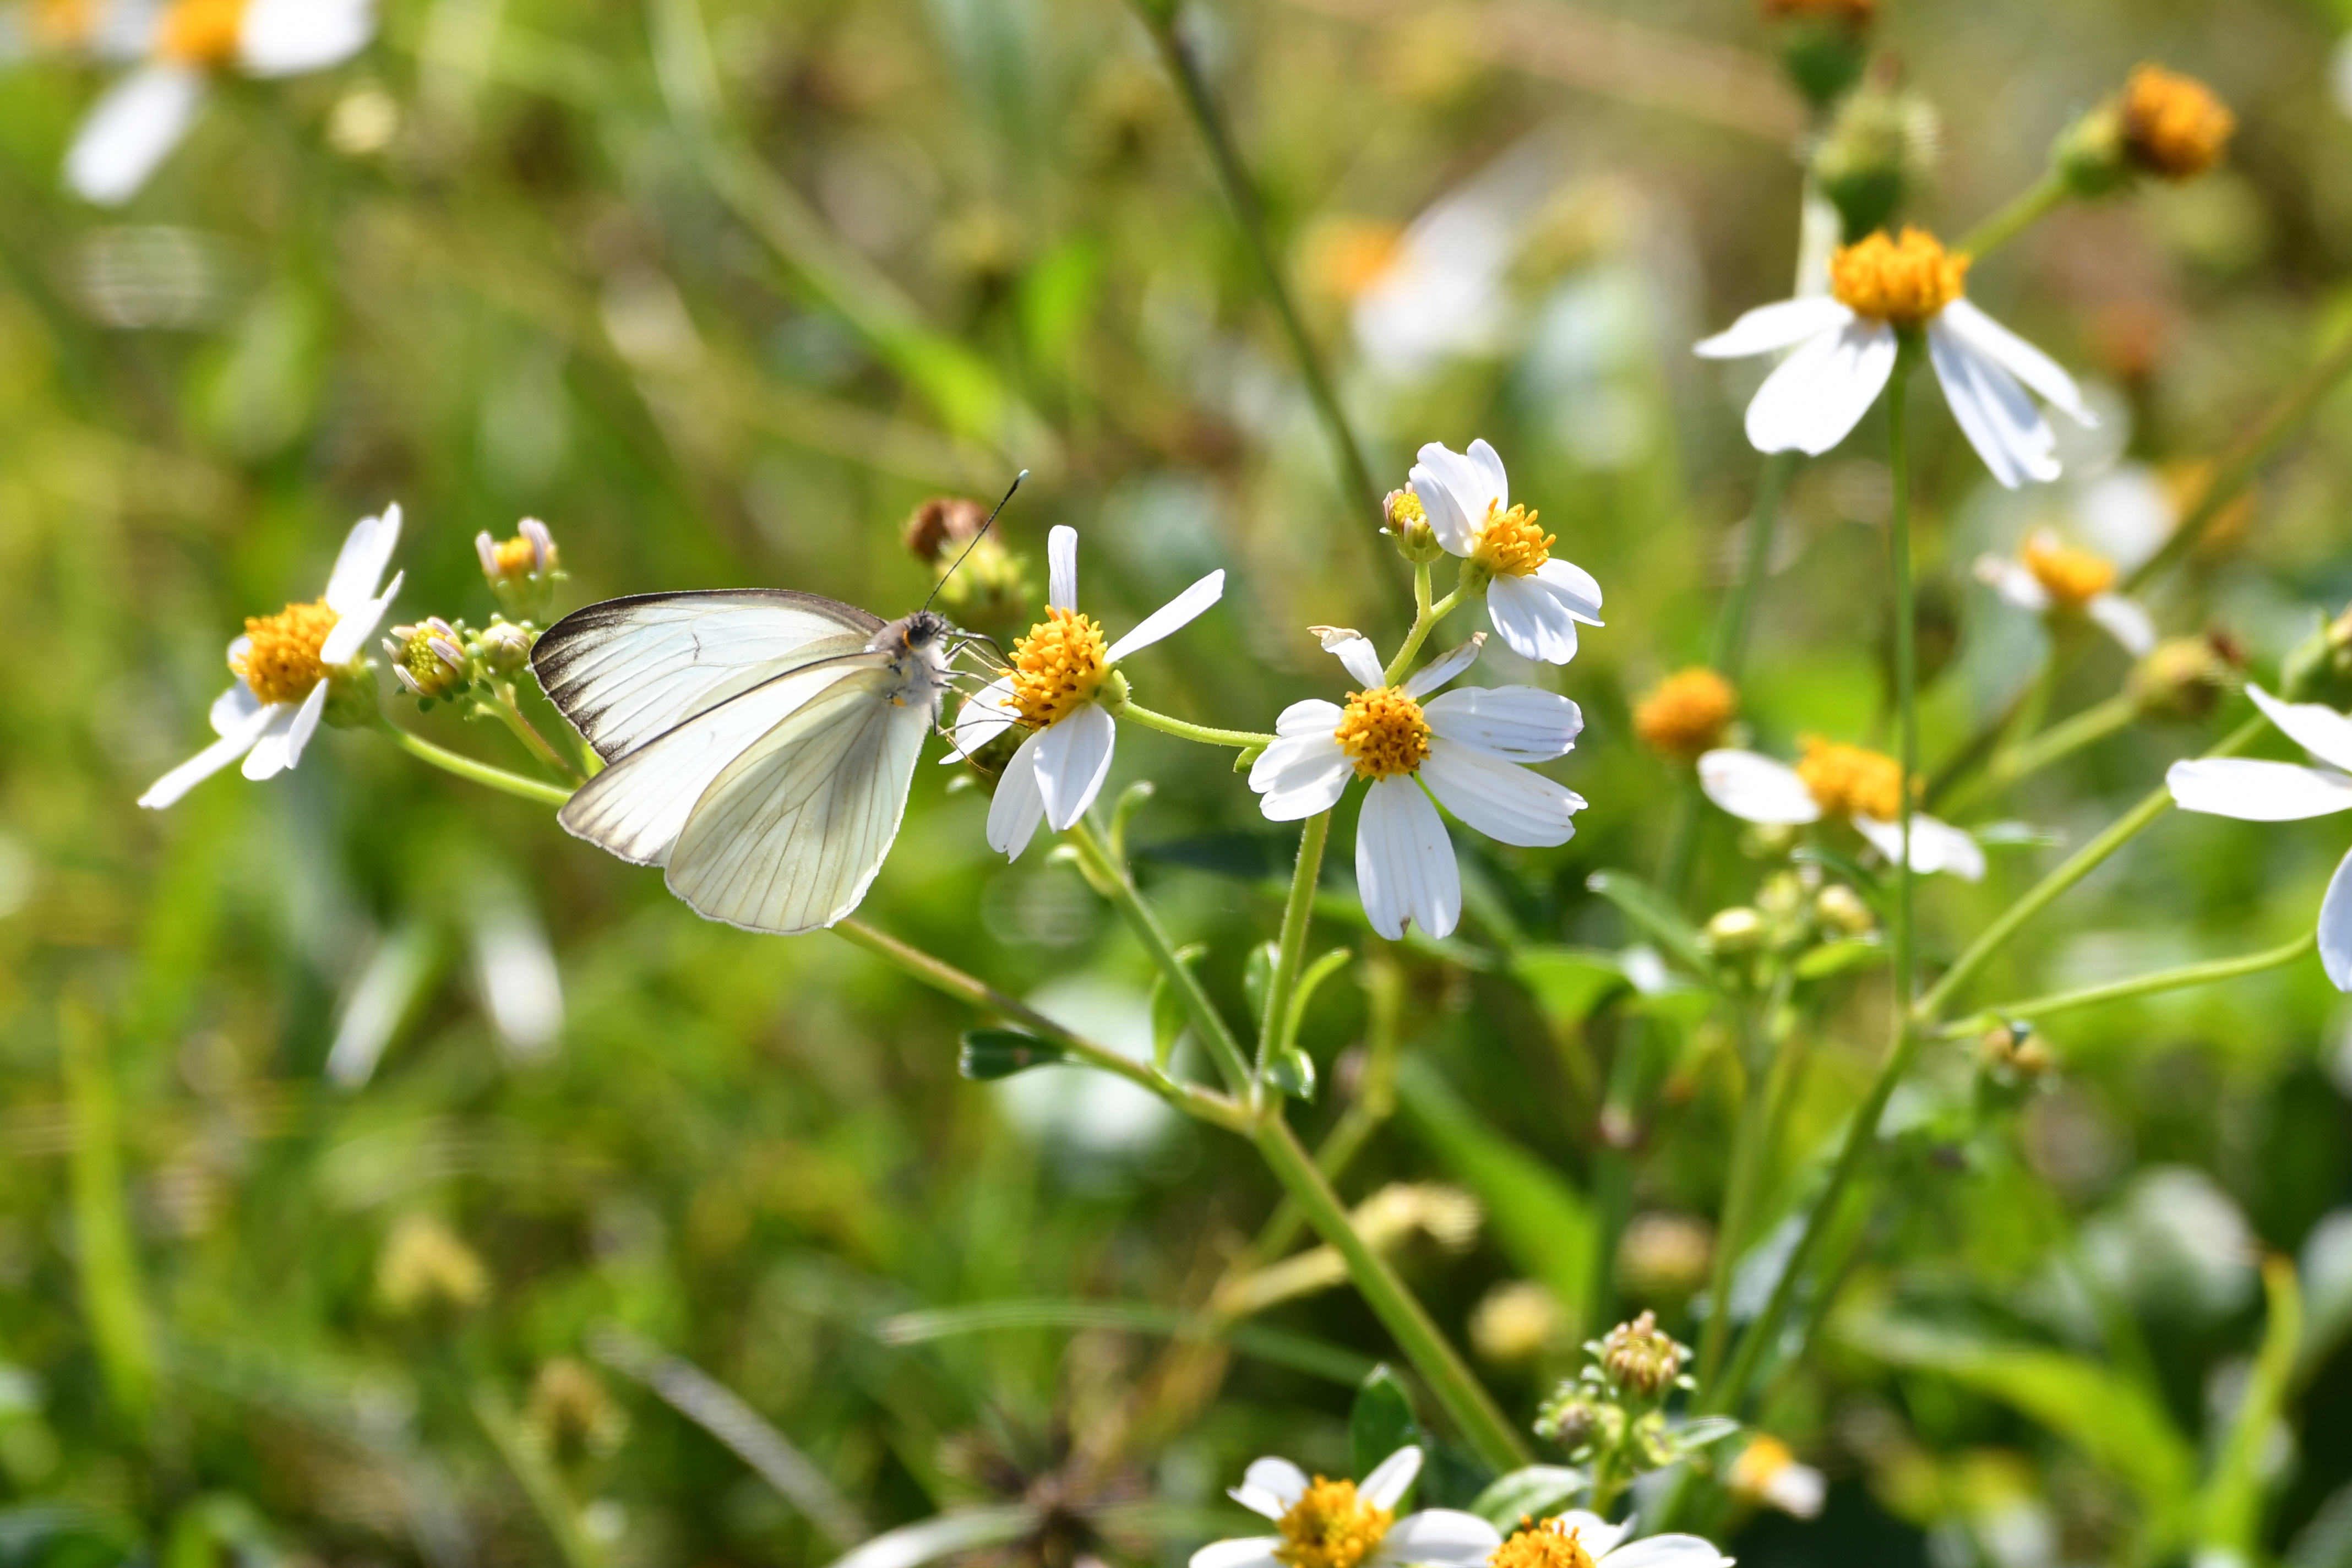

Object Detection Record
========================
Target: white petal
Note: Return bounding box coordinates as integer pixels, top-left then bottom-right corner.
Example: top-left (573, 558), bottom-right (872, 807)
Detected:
top-left (1035, 700), bottom-right (1116, 831)
top-left (139, 700), bottom-right (276, 809)
top-left (1486, 573), bottom-right (1579, 665)
top-left (279, 677), bottom-right (331, 770)
top-left (1464, 439), bottom-right (1510, 514)
top-left (1356, 776), bottom-right (1460, 940)
top-left (324, 505), bottom-right (401, 616)
top-left (1533, 557), bottom-right (1604, 623)
top-left (1940, 298), bottom-right (2094, 427)
top-left (1974, 554), bottom-right (2051, 612)
top-left (1402, 636), bottom-right (1484, 698)
top-left (1106, 570), bottom-right (1224, 661)
top-left (1420, 742), bottom-right (1583, 846)
top-left (1854, 813), bottom-right (1985, 880)
top-left (1698, 750), bottom-right (1820, 825)
top-left (209, 681), bottom-right (262, 737)
top-left (2323, 846), bottom-right (2352, 993)
top-left (943, 678), bottom-right (1018, 761)
top-left (1693, 296), bottom-right (1854, 359)
top-left (319, 569), bottom-right (401, 665)
top-left (2247, 684), bottom-right (2352, 774)
top-left (1047, 525), bottom-right (1077, 612)
top-left (1235, 1458), bottom-right (1310, 1517)
top-left (987, 727), bottom-right (1050, 858)
top-left (239, 703), bottom-right (303, 781)
top-left (1422, 684), bottom-right (1583, 761)
top-left (2168, 758), bottom-right (2352, 821)
top-left (67, 63), bottom-right (205, 206)
top-left (1192, 1540), bottom-right (1282, 1568)
top-left (1743, 316), bottom-right (1897, 457)
top-left (1409, 443), bottom-right (1491, 557)
top-left (1360, 1447), bottom-right (1424, 1510)
top-left (1374, 1510), bottom-right (1501, 1567)
top-left (1251, 736), bottom-right (1353, 821)
top-left (1320, 628), bottom-right (1388, 690)
top-left (1599, 1536), bottom-right (1736, 1568)
top-left (1555, 1516), bottom-right (1628, 1559)
top-left (1762, 1461), bottom-right (1828, 1519)
top-left (2076, 464), bottom-right (2174, 570)
top-left (2087, 592), bottom-right (2157, 657)
top-left (1928, 319), bottom-right (2058, 488)
top-left (239, 0), bottom-right (373, 75)
top-left (1275, 698), bottom-right (1347, 738)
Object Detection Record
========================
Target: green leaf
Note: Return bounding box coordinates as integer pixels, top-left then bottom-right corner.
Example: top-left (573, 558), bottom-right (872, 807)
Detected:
top-left (1469, 1466), bottom-right (1588, 1531)
top-left (1351, 1365), bottom-right (1421, 1487)
top-left (1584, 871), bottom-right (1711, 978)
top-left (957, 1030), bottom-right (1075, 1080)
top-left (2199, 1257), bottom-right (2302, 1556)
top-left (1147, 946), bottom-right (1207, 1070)
top-left (1510, 948), bottom-right (1627, 1026)
top-left (1794, 938), bottom-right (1888, 980)
top-left (1244, 941), bottom-right (1278, 1023)
top-left (1395, 1057), bottom-right (1592, 1335)
top-left (1268, 1048), bottom-right (1317, 1102)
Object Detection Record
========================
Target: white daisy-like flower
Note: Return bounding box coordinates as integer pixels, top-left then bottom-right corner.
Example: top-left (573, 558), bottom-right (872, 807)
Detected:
top-left (1699, 737), bottom-right (1985, 880)
top-left (1973, 527), bottom-right (2156, 656)
top-left (1485, 1511), bottom-right (1734, 1568)
top-left (138, 505), bottom-right (403, 809)
top-left (67, 0), bottom-right (375, 206)
top-left (1249, 628), bottom-right (1586, 940)
top-left (1727, 1436), bottom-right (1826, 1521)
top-left (1406, 438), bottom-right (1603, 666)
top-left (2168, 685), bottom-right (2352, 990)
top-left (0, 0), bottom-right (151, 64)
top-left (950, 525), bottom-right (1224, 861)
top-left (1340, 143), bottom-right (1548, 382)
top-left (1190, 1445), bottom-right (1499, 1568)
top-left (1694, 226), bottom-right (2095, 488)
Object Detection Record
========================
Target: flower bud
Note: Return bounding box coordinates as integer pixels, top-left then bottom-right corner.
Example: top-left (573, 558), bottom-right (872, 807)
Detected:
top-left (2059, 66), bottom-right (2235, 198)
top-left (906, 496), bottom-right (1032, 637)
top-left (1471, 1280), bottom-right (1563, 1366)
top-left (1979, 1022), bottom-right (2051, 1079)
top-left (1615, 1212), bottom-right (1714, 1302)
top-left (1384, 488), bottom-right (1445, 564)
top-left (1760, 0), bottom-right (1875, 111)
top-left (1597, 1310), bottom-right (1687, 1398)
top-left (385, 618), bottom-right (471, 702)
top-left (1634, 668), bottom-right (1738, 763)
top-left (526, 1358), bottom-right (626, 1467)
top-left (478, 519), bottom-right (565, 621)
top-left (1705, 906), bottom-right (1766, 955)
top-left (480, 620), bottom-right (533, 674)
top-left (1814, 883), bottom-right (1876, 936)
top-left (2128, 632), bottom-right (2244, 722)
top-left (377, 1213), bottom-right (488, 1316)
top-left (1811, 69), bottom-right (1942, 243)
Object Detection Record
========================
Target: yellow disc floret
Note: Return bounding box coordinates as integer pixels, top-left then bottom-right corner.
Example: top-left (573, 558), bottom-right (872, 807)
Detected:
top-left (2021, 533), bottom-right (2117, 606)
top-left (1009, 607), bottom-right (1110, 729)
top-left (1489, 1516), bottom-right (1599, 1568)
top-left (159, 0), bottom-right (249, 66)
top-left (1796, 737), bottom-right (1905, 821)
top-left (31, 0), bottom-right (96, 46)
top-left (1335, 687), bottom-right (1432, 780)
top-left (1830, 227), bottom-right (1968, 328)
top-left (1274, 1478), bottom-right (1394, 1568)
top-left (232, 600), bottom-right (341, 706)
top-left (1635, 667), bottom-right (1739, 762)
top-left (2122, 64), bottom-right (2234, 181)
top-left (1472, 504), bottom-right (1554, 579)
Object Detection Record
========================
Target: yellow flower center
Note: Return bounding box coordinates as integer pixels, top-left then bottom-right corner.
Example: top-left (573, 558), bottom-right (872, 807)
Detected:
top-left (2021, 535), bottom-right (2116, 607)
top-left (2122, 64), bottom-right (2234, 181)
top-left (1471, 503), bottom-right (1553, 579)
top-left (1730, 1435), bottom-right (1796, 1499)
top-left (232, 600), bottom-right (341, 706)
top-left (1489, 1517), bottom-right (1599, 1568)
top-left (31, 0), bottom-right (96, 46)
top-left (158, 0), bottom-right (250, 65)
top-left (1009, 607), bottom-right (1109, 729)
top-left (1309, 218), bottom-right (1406, 302)
top-left (1796, 736), bottom-right (1905, 821)
top-left (1635, 667), bottom-right (1739, 762)
top-left (1830, 227), bottom-right (1968, 327)
top-left (1274, 1479), bottom-right (1393, 1568)
top-left (1335, 687), bottom-right (1432, 781)
top-left (491, 536), bottom-right (540, 577)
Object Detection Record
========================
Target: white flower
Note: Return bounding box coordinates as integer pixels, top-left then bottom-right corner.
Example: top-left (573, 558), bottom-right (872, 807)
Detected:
top-left (1408, 439), bottom-right (1603, 666)
top-left (1698, 739), bottom-right (1984, 880)
top-left (1249, 628), bottom-right (1586, 940)
top-left (1694, 226), bottom-right (2094, 488)
top-left (1190, 1445), bottom-right (1499, 1568)
top-left (1342, 143), bottom-right (1549, 381)
top-left (950, 525), bottom-right (1224, 861)
top-left (2168, 684), bottom-right (2352, 990)
top-left (1728, 1436), bottom-right (1826, 1520)
top-left (1973, 527), bottom-right (2156, 656)
top-left (138, 505), bottom-right (403, 809)
top-left (67, 0), bottom-right (375, 206)
top-left (1483, 1512), bottom-right (1733, 1568)
top-left (0, 0), bottom-right (151, 64)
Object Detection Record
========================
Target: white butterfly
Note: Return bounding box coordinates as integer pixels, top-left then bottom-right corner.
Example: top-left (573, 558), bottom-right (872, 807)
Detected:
top-left (533, 591), bottom-right (967, 935)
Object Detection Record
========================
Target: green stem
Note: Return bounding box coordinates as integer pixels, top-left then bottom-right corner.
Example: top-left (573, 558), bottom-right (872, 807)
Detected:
top-left (1256, 813), bottom-right (1333, 1081)
top-left (1939, 929), bottom-right (2315, 1039)
top-left (378, 718), bottom-right (576, 807)
top-left (1253, 954), bottom-right (1406, 1262)
top-left (60, 998), bottom-right (154, 1425)
top-left (1384, 584), bottom-right (1468, 685)
top-left (1250, 1114), bottom-right (1532, 1470)
top-left (1709, 452), bottom-right (1799, 679)
top-left (1119, 703), bottom-right (1275, 750)
top-left (1948, 692), bottom-right (2138, 816)
top-left (1956, 171), bottom-right (2069, 259)
top-left (491, 683), bottom-right (584, 783)
top-left (1696, 1004), bottom-right (1776, 1389)
top-left (1131, 1), bottom-right (1382, 530)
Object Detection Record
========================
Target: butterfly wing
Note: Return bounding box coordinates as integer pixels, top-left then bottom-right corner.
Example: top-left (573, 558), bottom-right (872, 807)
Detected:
top-left (662, 662), bottom-right (933, 935)
top-left (533, 590), bottom-right (883, 763)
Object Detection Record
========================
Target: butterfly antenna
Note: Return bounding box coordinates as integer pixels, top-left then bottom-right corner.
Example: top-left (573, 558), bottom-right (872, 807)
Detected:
top-left (923, 469), bottom-right (1030, 615)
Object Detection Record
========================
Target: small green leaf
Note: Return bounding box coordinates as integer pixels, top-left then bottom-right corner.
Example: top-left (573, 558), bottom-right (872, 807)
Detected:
top-left (1794, 938), bottom-right (1888, 979)
top-left (1469, 1466), bottom-right (1588, 1530)
top-left (1147, 945), bottom-right (1207, 1070)
top-left (1511, 948), bottom-right (1627, 1026)
top-left (1267, 1048), bottom-right (1317, 1102)
top-left (958, 1030), bottom-right (1074, 1080)
top-left (1244, 941), bottom-right (1278, 1022)
top-left (1585, 871), bottom-right (1711, 978)
top-left (1351, 1365), bottom-right (1420, 1487)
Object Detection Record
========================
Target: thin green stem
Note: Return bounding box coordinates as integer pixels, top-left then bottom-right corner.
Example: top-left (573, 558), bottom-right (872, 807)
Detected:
top-left (1131, 1), bottom-right (1382, 530)
top-left (1250, 1114), bottom-right (1532, 1470)
top-left (1939, 930), bottom-right (2315, 1039)
top-left (1696, 1005), bottom-right (1775, 1389)
top-left (1253, 955), bottom-right (1406, 1263)
top-left (1710, 452), bottom-right (1799, 680)
top-left (1256, 812), bottom-right (1332, 1082)
top-left (1384, 584), bottom-right (1468, 685)
top-left (1956, 171), bottom-right (2069, 259)
top-left (378, 718), bottom-right (576, 807)
top-left (1119, 703), bottom-right (1275, 750)
top-left (1947, 692), bottom-right (2138, 816)
top-left (489, 683), bottom-right (584, 783)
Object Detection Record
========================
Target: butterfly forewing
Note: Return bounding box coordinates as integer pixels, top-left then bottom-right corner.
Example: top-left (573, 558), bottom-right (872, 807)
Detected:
top-left (533, 590), bottom-right (882, 763)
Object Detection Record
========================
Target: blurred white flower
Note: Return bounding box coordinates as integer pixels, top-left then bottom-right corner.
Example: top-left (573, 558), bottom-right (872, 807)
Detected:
top-left (1407, 438), bottom-right (1604, 665)
top-left (1191, 1446), bottom-right (1498, 1568)
top-left (950, 525), bottom-right (1223, 861)
top-left (2168, 684), bottom-right (2352, 989)
top-left (0, 0), bottom-right (151, 63)
top-left (67, 0), bottom-right (375, 206)
top-left (139, 507), bottom-right (403, 809)
top-left (1729, 1435), bottom-right (1825, 1520)
top-left (995, 976), bottom-right (1175, 1160)
top-left (470, 890), bottom-right (563, 1063)
top-left (2081, 1166), bottom-right (2256, 1322)
top-left (1249, 629), bottom-right (1585, 940)
top-left (1695, 227), bottom-right (2093, 488)
top-left (1700, 739), bottom-right (1985, 880)
top-left (1341, 144), bottom-right (1549, 382)
top-left (1973, 529), bottom-right (2156, 656)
